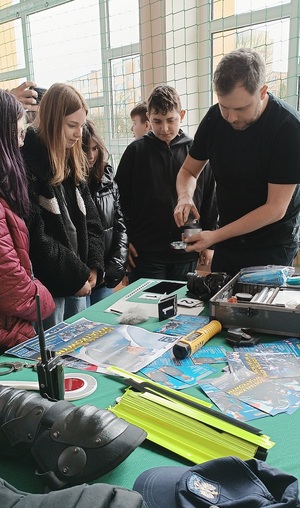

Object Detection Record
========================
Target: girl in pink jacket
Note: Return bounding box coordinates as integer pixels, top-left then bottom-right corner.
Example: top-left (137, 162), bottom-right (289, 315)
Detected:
top-left (0, 89), bottom-right (55, 352)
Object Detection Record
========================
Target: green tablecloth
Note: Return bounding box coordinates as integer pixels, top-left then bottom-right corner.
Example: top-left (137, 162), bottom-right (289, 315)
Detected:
top-left (0, 279), bottom-right (299, 493)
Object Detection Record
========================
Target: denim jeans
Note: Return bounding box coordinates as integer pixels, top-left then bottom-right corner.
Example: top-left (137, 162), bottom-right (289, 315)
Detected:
top-left (43, 295), bottom-right (86, 330)
top-left (86, 285), bottom-right (114, 307)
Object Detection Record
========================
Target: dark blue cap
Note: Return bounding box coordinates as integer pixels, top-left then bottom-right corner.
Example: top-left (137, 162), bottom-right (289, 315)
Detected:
top-left (133, 456), bottom-right (300, 507)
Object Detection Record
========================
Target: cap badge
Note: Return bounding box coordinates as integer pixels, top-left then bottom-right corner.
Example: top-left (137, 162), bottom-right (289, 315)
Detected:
top-left (187, 473), bottom-right (219, 502)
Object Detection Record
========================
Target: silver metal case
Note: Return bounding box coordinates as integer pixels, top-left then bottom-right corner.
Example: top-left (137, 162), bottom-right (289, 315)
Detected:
top-left (209, 272), bottom-right (300, 337)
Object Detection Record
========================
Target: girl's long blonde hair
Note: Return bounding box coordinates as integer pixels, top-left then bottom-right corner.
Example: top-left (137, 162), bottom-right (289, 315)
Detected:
top-left (38, 83), bottom-right (88, 185)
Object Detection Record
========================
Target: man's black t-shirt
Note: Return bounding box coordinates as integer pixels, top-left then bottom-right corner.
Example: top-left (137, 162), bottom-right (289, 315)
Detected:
top-left (189, 93), bottom-right (300, 248)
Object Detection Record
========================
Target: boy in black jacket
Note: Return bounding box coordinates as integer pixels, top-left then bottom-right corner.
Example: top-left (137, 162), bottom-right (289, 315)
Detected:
top-left (115, 85), bottom-right (218, 282)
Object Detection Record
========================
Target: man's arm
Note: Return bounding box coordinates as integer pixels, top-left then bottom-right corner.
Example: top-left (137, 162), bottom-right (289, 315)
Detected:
top-left (185, 182), bottom-right (297, 252)
top-left (174, 154), bottom-right (208, 226)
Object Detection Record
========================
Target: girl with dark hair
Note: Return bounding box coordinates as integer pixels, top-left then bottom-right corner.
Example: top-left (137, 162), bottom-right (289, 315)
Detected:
top-left (0, 89), bottom-right (55, 352)
top-left (22, 84), bottom-right (105, 327)
top-left (82, 119), bottom-right (128, 304)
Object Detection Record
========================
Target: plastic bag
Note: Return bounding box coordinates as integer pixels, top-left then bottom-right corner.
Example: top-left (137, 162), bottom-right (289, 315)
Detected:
top-left (239, 265), bottom-right (295, 286)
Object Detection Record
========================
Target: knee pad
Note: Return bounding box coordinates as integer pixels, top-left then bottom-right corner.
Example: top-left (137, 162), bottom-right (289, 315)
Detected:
top-left (0, 386), bottom-right (146, 490)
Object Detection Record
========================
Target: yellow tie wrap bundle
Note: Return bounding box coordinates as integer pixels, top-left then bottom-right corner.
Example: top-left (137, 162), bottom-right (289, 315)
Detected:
top-left (108, 367), bottom-right (275, 465)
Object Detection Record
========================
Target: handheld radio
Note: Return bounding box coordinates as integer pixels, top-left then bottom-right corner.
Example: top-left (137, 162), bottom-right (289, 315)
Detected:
top-left (172, 320), bottom-right (222, 359)
top-left (35, 295), bottom-right (65, 400)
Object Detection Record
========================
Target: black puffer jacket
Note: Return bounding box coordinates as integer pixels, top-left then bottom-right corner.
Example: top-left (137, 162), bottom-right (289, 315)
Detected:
top-left (89, 165), bottom-right (128, 288)
top-left (21, 127), bottom-right (105, 297)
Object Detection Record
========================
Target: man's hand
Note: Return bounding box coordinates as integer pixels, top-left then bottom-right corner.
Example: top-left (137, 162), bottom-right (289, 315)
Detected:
top-left (174, 155), bottom-right (207, 227)
top-left (10, 81), bottom-right (38, 111)
top-left (184, 230), bottom-right (216, 253)
top-left (174, 199), bottom-right (200, 227)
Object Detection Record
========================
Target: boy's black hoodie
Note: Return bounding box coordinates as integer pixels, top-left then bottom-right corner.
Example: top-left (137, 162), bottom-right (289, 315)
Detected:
top-left (115, 130), bottom-right (218, 262)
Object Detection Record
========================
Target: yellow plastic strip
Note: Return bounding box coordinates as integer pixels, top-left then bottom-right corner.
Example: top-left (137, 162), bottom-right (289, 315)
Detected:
top-left (110, 389), bottom-right (273, 463)
top-left (107, 366), bottom-right (274, 450)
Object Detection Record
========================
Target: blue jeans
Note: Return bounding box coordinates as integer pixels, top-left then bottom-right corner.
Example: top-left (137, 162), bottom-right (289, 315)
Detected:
top-left (86, 285), bottom-right (114, 307)
top-left (43, 295), bottom-right (86, 330)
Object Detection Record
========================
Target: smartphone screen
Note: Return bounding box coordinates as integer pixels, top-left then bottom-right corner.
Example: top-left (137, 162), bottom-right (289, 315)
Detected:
top-left (143, 281), bottom-right (186, 295)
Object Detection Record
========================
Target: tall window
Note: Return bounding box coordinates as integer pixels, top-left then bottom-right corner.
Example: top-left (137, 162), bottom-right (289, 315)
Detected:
top-left (0, 0), bottom-right (140, 159)
top-left (1, 0), bottom-right (300, 153)
top-left (212, 0), bottom-right (290, 19)
top-left (212, 19), bottom-right (290, 100)
top-left (209, 0), bottom-right (298, 109)
top-left (29, 0), bottom-right (102, 93)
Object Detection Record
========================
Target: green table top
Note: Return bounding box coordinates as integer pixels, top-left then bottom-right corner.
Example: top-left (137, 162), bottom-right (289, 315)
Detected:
top-left (0, 279), bottom-right (299, 494)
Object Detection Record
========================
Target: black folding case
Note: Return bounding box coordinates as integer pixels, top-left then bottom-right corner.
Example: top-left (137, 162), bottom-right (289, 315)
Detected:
top-left (209, 272), bottom-right (300, 337)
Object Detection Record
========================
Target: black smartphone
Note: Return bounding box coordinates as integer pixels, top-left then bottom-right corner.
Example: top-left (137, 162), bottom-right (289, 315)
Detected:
top-left (29, 86), bottom-right (47, 104)
top-left (144, 281), bottom-right (185, 295)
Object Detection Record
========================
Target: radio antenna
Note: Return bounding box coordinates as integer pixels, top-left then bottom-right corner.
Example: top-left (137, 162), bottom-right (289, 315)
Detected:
top-left (35, 294), bottom-right (65, 400)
